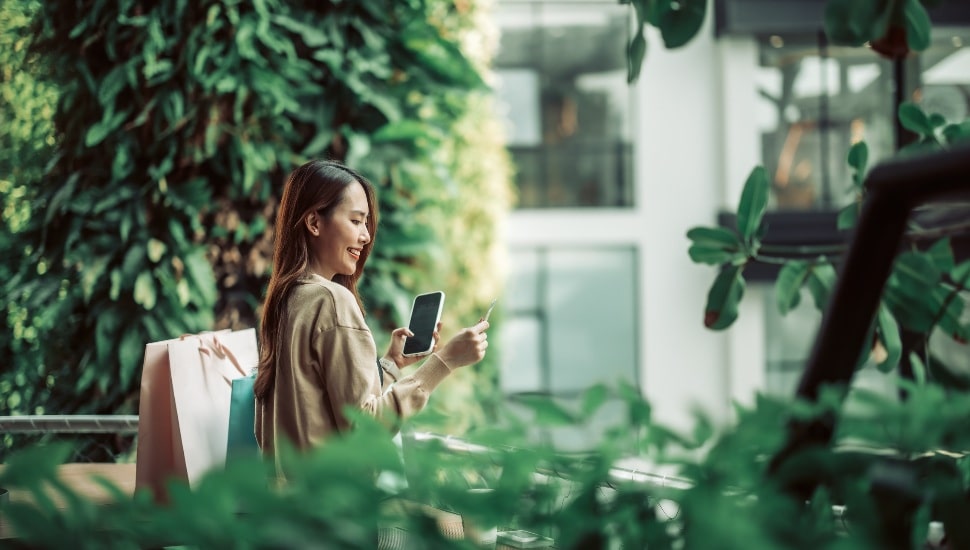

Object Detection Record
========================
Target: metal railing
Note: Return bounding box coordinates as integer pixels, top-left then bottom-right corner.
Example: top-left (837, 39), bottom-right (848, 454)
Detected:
top-left (0, 415), bottom-right (138, 435)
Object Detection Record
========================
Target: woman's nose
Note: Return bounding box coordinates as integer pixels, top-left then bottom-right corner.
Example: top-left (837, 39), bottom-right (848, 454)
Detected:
top-left (360, 226), bottom-right (371, 244)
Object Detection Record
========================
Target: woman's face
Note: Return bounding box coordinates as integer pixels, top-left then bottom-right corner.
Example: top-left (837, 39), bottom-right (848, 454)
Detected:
top-left (309, 182), bottom-right (371, 280)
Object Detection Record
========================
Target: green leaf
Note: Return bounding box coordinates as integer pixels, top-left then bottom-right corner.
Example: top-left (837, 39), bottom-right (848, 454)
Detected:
top-left (704, 265), bottom-right (745, 330)
top-left (44, 173), bottom-right (79, 225)
top-left (687, 226), bottom-right (741, 248)
top-left (883, 253), bottom-right (942, 332)
top-left (899, 101), bottom-right (934, 136)
top-left (183, 247), bottom-right (217, 307)
top-left (942, 121), bottom-right (970, 144)
top-left (372, 120), bottom-right (431, 143)
top-left (514, 394), bottom-right (578, 426)
top-left (85, 108), bottom-right (129, 147)
top-left (926, 238), bottom-right (954, 273)
top-left (687, 226), bottom-right (744, 265)
top-left (928, 113), bottom-right (947, 128)
top-left (895, 251), bottom-right (941, 290)
top-left (122, 245), bottom-right (147, 279)
top-left (902, 0), bottom-right (932, 51)
top-left (95, 308), bottom-right (121, 368)
top-left (580, 384), bottom-right (610, 418)
top-left (110, 269), bottom-right (122, 301)
top-left (617, 381), bottom-right (652, 426)
top-left (775, 260), bottom-right (811, 315)
top-left (933, 286), bottom-right (969, 343)
top-left (133, 271), bottom-right (157, 310)
top-left (909, 352), bottom-right (927, 386)
top-left (92, 186), bottom-right (135, 215)
top-left (687, 246), bottom-right (735, 266)
top-left (847, 140), bottom-right (869, 188)
top-left (119, 325), bottom-right (144, 390)
top-left (823, 0), bottom-right (891, 46)
top-left (655, 0), bottom-right (707, 49)
top-left (272, 14), bottom-right (331, 47)
top-left (736, 166), bottom-right (769, 242)
top-left (875, 303), bottom-right (902, 373)
top-left (147, 238), bottom-right (167, 263)
top-left (80, 256), bottom-right (110, 303)
top-left (847, 140), bottom-right (869, 173)
top-left (953, 260), bottom-right (970, 285)
top-left (806, 263), bottom-right (837, 310)
top-left (837, 202), bottom-right (859, 231)
top-left (0, 443), bottom-right (72, 487)
top-left (98, 65), bottom-right (129, 108)
top-left (626, 28), bottom-right (647, 83)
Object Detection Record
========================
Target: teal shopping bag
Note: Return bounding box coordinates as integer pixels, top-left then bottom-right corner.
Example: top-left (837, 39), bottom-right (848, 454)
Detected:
top-left (226, 372), bottom-right (259, 464)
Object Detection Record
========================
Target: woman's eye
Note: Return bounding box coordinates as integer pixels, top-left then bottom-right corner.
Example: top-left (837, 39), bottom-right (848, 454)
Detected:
top-left (351, 220), bottom-right (362, 225)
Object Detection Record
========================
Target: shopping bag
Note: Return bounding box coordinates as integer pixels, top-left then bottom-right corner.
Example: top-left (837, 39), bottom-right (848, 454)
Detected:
top-left (135, 330), bottom-right (227, 501)
top-left (135, 328), bottom-right (257, 501)
top-left (226, 371), bottom-right (259, 464)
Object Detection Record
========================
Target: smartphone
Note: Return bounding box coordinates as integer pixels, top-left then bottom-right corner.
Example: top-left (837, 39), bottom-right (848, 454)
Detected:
top-left (402, 291), bottom-right (445, 357)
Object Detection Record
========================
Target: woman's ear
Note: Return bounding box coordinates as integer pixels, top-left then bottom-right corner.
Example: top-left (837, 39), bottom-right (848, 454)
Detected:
top-left (304, 211), bottom-right (321, 237)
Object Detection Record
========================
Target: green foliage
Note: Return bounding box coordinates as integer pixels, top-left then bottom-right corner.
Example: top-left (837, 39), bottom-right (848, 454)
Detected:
top-left (897, 100), bottom-right (970, 153)
top-left (686, 227), bottom-right (744, 265)
top-left (823, 0), bottom-right (934, 54)
top-left (0, 0), bottom-right (59, 427)
top-left (687, 105), bottom-right (969, 373)
top-left (703, 265), bottom-right (745, 330)
top-left (6, 381), bottom-right (970, 547)
top-left (736, 165), bottom-right (769, 245)
top-left (680, 2), bottom-right (970, 543)
top-left (838, 141), bottom-right (869, 230)
top-left (1, 0), bottom-right (511, 454)
top-left (624, 0), bottom-right (709, 82)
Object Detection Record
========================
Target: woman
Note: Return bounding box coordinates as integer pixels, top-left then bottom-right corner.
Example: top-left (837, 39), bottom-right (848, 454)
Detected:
top-left (254, 159), bottom-right (489, 463)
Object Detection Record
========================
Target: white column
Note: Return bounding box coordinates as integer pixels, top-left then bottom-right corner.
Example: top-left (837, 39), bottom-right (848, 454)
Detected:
top-left (635, 6), bottom-right (731, 432)
top-left (718, 35), bottom-right (768, 414)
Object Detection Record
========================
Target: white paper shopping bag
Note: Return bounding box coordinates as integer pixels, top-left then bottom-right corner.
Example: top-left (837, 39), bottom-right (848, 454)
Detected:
top-left (135, 328), bottom-right (257, 502)
top-left (168, 329), bottom-right (258, 488)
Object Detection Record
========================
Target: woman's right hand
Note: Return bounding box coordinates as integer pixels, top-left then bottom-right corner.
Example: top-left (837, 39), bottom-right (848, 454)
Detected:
top-left (436, 320), bottom-right (490, 368)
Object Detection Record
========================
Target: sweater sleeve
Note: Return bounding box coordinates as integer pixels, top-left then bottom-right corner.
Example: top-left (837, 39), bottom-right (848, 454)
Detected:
top-left (316, 292), bottom-right (454, 432)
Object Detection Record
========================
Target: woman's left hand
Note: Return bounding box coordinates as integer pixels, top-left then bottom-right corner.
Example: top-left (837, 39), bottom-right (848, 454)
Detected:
top-left (384, 322), bottom-right (442, 368)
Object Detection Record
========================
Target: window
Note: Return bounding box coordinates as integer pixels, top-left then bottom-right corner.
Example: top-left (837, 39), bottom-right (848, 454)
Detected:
top-left (916, 29), bottom-right (970, 127)
top-left (755, 29), bottom-right (970, 212)
top-left (493, 2), bottom-right (635, 208)
top-left (499, 246), bottom-right (639, 396)
top-left (762, 290), bottom-right (896, 401)
top-left (756, 33), bottom-right (895, 210)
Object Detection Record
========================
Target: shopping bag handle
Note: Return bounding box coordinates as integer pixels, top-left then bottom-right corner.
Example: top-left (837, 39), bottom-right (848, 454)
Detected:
top-left (179, 332), bottom-right (248, 381)
top-left (203, 336), bottom-right (247, 377)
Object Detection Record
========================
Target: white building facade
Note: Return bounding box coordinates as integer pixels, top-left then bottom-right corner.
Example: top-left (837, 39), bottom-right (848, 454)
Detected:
top-left (491, 0), bottom-right (970, 434)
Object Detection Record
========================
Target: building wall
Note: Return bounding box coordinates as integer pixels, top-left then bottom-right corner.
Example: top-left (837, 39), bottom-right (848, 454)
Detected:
top-left (500, 1), bottom-right (769, 432)
top-left (496, 0), bottom-right (970, 436)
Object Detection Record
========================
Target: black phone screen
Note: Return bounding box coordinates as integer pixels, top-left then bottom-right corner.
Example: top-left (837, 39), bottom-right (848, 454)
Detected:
top-left (403, 292), bottom-right (444, 356)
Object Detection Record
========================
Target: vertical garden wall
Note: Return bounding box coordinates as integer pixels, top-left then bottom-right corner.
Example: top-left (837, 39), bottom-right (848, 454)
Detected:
top-left (0, 0), bottom-right (512, 454)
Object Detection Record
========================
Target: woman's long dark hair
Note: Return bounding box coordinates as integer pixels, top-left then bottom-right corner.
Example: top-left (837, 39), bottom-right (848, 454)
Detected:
top-left (254, 160), bottom-right (378, 401)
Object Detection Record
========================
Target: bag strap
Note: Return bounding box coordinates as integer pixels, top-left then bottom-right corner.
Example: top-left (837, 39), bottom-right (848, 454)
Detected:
top-left (179, 333), bottom-right (248, 384)
top-left (205, 336), bottom-right (247, 377)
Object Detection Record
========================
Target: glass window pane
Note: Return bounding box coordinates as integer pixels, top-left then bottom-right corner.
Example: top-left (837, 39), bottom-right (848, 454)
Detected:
top-left (494, 2), bottom-right (634, 208)
top-left (917, 29), bottom-right (970, 123)
top-left (546, 248), bottom-right (637, 393)
top-left (763, 291), bottom-right (820, 396)
top-left (507, 249), bottom-right (539, 311)
top-left (762, 290), bottom-right (899, 400)
top-left (499, 316), bottom-right (544, 393)
top-left (757, 36), bottom-right (894, 211)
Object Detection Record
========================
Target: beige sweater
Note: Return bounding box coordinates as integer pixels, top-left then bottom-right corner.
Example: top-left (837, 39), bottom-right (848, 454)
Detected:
top-left (256, 273), bottom-right (453, 459)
